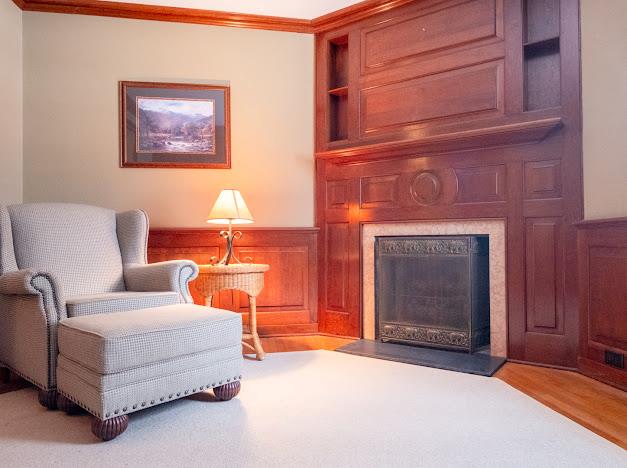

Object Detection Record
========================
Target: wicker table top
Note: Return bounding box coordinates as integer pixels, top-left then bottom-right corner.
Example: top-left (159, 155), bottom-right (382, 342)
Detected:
top-left (198, 263), bottom-right (270, 275)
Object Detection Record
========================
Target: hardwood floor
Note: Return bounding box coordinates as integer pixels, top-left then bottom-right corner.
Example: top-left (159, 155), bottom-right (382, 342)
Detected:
top-left (497, 362), bottom-right (627, 450)
top-left (2, 335), bottom-right (625, 450)
top-left (259, 334), bottom-right (355, 353)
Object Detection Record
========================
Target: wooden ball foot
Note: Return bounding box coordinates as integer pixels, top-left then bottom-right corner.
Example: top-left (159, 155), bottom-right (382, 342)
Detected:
top-left (91, 415), bottom-right (129, 441)
top-left (57, 394), bottom-right (82, 415)
top-left (213, 380), bottom-right (241, 401)
top-left (38, 389), bottom-right (58, 410)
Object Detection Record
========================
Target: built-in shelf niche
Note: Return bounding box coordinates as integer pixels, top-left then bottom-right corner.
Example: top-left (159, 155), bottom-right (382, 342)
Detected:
top-left (523, 0), bottom-right (561, 111)
top-left (328, 35), bottom-right (349, 142)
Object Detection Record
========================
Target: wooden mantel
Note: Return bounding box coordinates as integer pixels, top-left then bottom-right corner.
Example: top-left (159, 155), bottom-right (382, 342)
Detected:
top-left (315, 117), bottom-right (563, 163)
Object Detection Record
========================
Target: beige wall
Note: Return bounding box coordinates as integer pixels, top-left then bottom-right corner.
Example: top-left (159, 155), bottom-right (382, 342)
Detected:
top-left (581, 0), bottom-right (627, 219)
top-left (23, 13), bottom-right (314, 227)
top-left (0, 1), bottom-right (23, 205)
top-left (19, 5), bottom-right (626, 224)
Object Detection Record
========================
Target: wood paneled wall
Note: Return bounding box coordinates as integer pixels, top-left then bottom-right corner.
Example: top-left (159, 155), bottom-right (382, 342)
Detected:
top-left (576, 218), bottom-right (627, 391)
top-left (315, 0), bottom-right (583, 368)
top-left (148, 228), bottom-right (319, 336)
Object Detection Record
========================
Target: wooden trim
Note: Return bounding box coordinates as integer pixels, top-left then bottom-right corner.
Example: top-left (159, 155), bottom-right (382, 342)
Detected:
top-left (315, 117), bottom-right (562, 162)
top-left (14, 0), bottom-right (420, 34)
top-left (575, 217), bottom-right (627, 229)
top-left (578, 357), bottom-right (627, 393)
top-left (17, 0), bottom-right (314, 33)
top-left (311, 0), bottom-right (417, 33)
top-left (149, 227), bottom-right (320, 248)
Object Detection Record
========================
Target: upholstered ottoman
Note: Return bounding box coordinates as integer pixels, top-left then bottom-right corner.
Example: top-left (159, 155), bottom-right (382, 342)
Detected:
top-left (56, 304), bottom-right (243, 441)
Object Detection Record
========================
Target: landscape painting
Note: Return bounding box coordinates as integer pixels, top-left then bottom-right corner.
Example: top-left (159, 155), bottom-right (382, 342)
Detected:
top-left (120, 81), bottom-right (231, 169)
top-left (136, 97), bottom-right (215, 154)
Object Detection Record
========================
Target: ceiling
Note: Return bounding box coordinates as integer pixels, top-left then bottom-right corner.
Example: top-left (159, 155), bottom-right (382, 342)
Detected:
top-left (107, 0), bottom-right (365, 19)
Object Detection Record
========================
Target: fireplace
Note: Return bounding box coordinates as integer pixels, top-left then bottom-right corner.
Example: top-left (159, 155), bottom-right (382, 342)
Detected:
top-left (336, 221), bottom-right (506, 376)
top-left (375, 235), bottom-right (490, 353)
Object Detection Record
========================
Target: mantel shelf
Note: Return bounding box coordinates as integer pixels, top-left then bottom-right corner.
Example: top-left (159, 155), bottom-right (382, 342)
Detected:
top-left (316, 117), bottom-right (563, 162)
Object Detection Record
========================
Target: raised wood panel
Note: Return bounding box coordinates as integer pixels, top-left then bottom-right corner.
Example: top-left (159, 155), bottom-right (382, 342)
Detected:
top-left (361, 0), bottom-right (499, 71)
top-left (234, 247), bottom-right (308, 310)
top-left (326, 223), bottom-right (350, 312)
top-left (588, 247), bottom-right (627, 350)
top-left (148, 228), bottom-right (318, 336)
top-left (454, 164), bottom-right (506, 204)
top-left (326, 179), bottom-right (350, 209)
top-left (525, 218), bottom-right (563, 332)
top-left (577, 218), bottom-right (627, 390)
top-left (524, 159), bottom-right (562, 199)
top-left (360, 174), bottom-right (399, 208)
top-left (361, 61), bottom-right (503, 135)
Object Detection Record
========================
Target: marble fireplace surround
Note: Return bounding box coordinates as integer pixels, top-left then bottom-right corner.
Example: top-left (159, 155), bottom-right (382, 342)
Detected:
top-left (362, 220), bottom-right (507, 358)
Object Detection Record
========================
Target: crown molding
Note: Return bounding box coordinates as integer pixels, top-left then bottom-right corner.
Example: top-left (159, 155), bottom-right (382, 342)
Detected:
top-left (12, 0), bottom-right (415, 33)
top-left (14, 0), bottom-right (314, 33)
top-left (311, 0), bottom-right (415, 33)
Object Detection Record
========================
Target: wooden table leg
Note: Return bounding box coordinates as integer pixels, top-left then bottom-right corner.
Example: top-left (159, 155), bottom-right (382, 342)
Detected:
top-left (248, 295), bottom-right (265, 361)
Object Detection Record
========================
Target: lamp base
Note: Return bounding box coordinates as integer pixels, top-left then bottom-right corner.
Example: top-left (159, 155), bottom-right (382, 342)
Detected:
top-left (216, 229), bottom-right (243, 265)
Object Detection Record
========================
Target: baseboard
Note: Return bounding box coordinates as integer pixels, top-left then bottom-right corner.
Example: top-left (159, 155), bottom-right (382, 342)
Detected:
top-left (578, 357), bottom-right (627, 392)
top-left (506, 358), bottom-right (578, 372)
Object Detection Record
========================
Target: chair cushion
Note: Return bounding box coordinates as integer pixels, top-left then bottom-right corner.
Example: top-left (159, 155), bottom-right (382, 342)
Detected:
top-left (66, 291), bottom-right (181, 317)
top-left (58, 304), bottom-right (242, 374)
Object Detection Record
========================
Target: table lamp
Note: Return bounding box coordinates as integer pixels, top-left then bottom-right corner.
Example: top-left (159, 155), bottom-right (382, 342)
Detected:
top-left (206, 189), bottom-right (254, 265)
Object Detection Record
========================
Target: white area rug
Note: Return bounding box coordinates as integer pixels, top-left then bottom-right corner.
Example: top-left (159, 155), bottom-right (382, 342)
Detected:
top-left (0, 351), bottom-right (624, 467)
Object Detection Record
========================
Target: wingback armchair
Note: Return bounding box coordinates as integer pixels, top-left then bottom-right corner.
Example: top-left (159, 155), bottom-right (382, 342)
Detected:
top-left (0, 203), bottom-right (198, 407)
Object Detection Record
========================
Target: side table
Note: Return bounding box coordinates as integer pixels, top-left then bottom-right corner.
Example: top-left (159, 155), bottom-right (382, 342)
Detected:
top-left (195, 263), bottom-right (270, 361)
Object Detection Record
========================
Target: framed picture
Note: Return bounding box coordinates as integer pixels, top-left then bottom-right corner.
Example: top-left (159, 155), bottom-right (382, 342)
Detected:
top-left (119, 81), bottom-right (230, 169)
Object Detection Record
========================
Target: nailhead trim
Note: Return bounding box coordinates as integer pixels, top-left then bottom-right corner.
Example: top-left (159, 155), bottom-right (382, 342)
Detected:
top-left (58, 376), bottom-right (242, 420)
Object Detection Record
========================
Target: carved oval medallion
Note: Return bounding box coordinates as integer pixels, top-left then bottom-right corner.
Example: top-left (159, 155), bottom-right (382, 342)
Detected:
top-left (410, 171), bottom-right (441, 205)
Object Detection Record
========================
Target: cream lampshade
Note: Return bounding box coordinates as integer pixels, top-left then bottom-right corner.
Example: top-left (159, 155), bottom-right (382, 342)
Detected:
top-left (206, 189), bottom-right (254, 264)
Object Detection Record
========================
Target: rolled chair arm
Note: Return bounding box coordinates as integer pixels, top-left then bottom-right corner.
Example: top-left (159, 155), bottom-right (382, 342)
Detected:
top-left (0, 269), bottom-right (66, 390)
top-left (0, 269), bottom-right (64, 307)
top-left (124, 261), bottom-right (199, 303)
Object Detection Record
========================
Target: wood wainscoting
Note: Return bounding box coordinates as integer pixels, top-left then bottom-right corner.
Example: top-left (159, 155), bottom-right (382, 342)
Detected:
top-left (148, 228), bottom-right (319, 336)
top-left (576, 218), bottom-right (627, 391)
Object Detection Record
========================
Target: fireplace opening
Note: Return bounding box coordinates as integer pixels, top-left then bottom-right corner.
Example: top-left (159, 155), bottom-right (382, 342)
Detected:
top-left (374, 235), bottom-right (490, 354)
